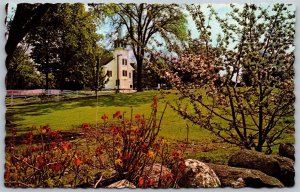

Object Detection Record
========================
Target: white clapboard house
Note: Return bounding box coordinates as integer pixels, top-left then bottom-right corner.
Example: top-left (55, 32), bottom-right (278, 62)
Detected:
top-left (103, 41), bottom-right (135, 90)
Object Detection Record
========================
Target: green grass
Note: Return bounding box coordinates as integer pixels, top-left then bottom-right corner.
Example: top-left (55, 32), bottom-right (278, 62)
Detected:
top-left (6, 91), bottom-right (213, 141)
top-left (6, 90), bottom-right (294, 163)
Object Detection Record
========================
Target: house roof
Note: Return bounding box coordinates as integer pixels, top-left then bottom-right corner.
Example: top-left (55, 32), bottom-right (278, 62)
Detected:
top-left (100, 53), bottom-right (114, 66)
top-left (101, 57), bottom-right (114, 66)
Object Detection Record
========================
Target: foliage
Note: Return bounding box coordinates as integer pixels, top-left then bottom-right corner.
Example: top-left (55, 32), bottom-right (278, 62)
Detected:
top-left (147, 4), bottom-right (295, 153)
top-left (5, 3), bottom-right (52, 67)
top-left (27, 3), bottom-right (103, 90)
top-left (6, 46), bottom-right (42, 89)
top-left (5, 96), bottom-right (186, 188)
top-left (92, 3), bottom-right (189, 92)
top-left (87, 50), bottom-right (113, 94)
top-left (5, 125), bottom-right (85, 187)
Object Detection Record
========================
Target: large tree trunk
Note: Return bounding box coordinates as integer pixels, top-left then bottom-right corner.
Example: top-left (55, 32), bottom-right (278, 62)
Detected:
top-left (5, 4), bottom-right (51, 67)
top-left (136, 48), bottom-right (145, 92)
top-left (136, 58), bottom-right (143, 92)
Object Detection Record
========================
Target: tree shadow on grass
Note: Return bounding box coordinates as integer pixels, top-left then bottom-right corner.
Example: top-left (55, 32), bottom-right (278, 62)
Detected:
top-left (6, 92), bottom-right (157, 132)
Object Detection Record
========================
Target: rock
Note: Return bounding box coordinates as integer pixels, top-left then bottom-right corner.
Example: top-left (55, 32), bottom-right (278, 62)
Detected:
top-left (106, 179), bottom-right (136, 188)
top-left (178, 159), bottom-right (221, 188)
top-left (279, 143), bottom-right (295, 161)
top-left (272, 155), bottom-right (295, 187)
top-left (228, 150), bottom-right (294, 187)
top-left (142, 163), bottom-right (174, 188)
top-left (207, 163), bottom-right (284, 188)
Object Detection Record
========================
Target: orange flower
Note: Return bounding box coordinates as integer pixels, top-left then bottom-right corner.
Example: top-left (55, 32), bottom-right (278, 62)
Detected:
top-left (101, 114), bottom-right (108, 121)
top-left (61, 142), bottom-right (73, 152)
top-left (74, 158), bottom-right (82, 166)
top-left (115, 159), bottom-right (123, 167)
top-left (147, 149), bottom-right (155, 158)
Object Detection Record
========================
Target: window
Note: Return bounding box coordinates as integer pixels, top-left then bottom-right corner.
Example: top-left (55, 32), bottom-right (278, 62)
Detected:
top-left (129, 72), bottom-right (131, 78)
top-left (107, 70), bottom-right (112, 77)
top-left (122, 59), bottom-right (127, 65)
top-left (122, 70), bottom-right (127, 77)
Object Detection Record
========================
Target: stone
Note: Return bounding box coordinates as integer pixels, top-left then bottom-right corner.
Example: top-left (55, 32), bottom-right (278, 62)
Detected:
top-left (228, 150), bottom-right (294, 187)
top-left (142, 163), bottom-right (174, 188)
top-left (207, 163), bottom-right (284, 188)
top-left (106, 179), bottom-right (136, 188)
top-left (271, 155), bottom-right (295, 187)
top-left (178, 159), bottom-right (221, 188)
top-left (279, 143), bottom-right (295, 161)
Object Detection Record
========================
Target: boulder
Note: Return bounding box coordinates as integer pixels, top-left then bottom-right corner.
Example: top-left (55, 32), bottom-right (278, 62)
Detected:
top-left (142, 163), bottom-right (174, 188)
top-left (106, 179), bottom-right (136, 188)
top-left (279, 143), bottom-right (295, 161)
top-left (228, 150), bottom-right (294, 187)
top-left (271, 155), bottom-right (295, 187)
top-left (178, 159), bottom-right (221, 188)
top-left (207, 163), bottom-right (284, 188)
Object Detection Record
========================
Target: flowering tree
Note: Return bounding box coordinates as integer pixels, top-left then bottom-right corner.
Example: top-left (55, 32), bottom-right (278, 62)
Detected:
top-left (147, 4), bottom-right (295, 153)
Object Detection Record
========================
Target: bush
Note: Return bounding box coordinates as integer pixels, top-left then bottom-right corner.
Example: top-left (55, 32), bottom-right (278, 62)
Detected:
top-left (5, 96), bottom-right (187, 188)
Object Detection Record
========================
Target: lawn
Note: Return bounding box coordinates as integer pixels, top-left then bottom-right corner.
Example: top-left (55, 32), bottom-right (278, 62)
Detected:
top-left (5, 90), bottom-right (294, 164)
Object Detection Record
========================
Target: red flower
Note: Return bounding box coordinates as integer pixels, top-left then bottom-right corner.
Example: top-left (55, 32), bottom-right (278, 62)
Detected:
top-left (110, 126), bottom-right (121, 135)
top-left (135, 114), bottom-right (142, 121)
top-left (101, 114), bottom-right (108, 121)
top-left (138, 177), bottom-right (145, 187)
top-left (113, 111), bottom-right (122, 119)
top-left (81, 123), bottom-right (91, 130)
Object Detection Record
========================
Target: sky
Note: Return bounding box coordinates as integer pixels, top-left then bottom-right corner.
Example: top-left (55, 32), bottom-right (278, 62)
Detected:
top-left (6, 3), bottom-right (296, 59)
top-left (97, 4), bottom-right (234, 49)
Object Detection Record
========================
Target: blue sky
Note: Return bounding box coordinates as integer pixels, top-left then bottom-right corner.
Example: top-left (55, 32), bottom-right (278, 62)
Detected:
top-left (97, 4), bottom-right (234, 49)
top-left (7, 3), bottom-right (296, 53)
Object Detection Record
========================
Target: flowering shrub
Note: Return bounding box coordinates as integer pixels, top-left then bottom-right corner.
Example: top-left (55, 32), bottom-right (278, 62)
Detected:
top-left (5, 125), bottom-right (90, 187)
top-left (80, 96), bottom-right (187, 187)
top-left (147, 4), bottom-right (295, 153)
top-left (5, 96), bottom-right (187, 188)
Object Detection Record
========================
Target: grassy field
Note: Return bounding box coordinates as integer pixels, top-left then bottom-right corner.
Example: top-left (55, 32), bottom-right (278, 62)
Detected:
top-left (6, 90), bottom-right (294, 164)
top-left (7, 91), bottom-right (217, 141)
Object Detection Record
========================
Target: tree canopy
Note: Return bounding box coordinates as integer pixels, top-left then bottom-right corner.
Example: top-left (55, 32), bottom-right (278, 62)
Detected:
top-left (27, 3), bottom-right (103, 90)
top-left (92, 3), bottom-right (189, 91)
